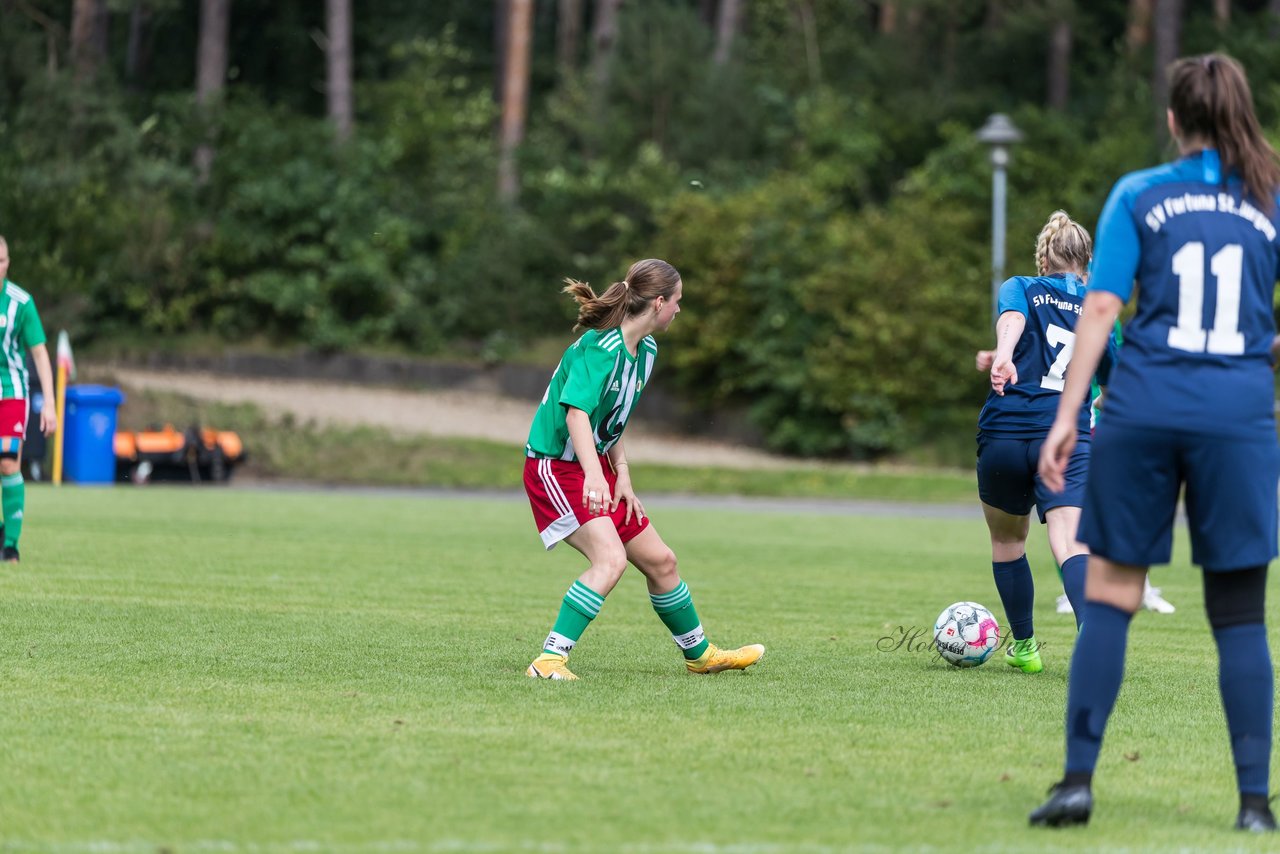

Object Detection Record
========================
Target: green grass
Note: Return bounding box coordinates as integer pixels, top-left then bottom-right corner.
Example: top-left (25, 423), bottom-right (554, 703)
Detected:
top-left (635, 462), bottom-right (977, 502)
top-left (0, 486), bottom-right (1274, 852)
top-left (111, 387), bottom-right (979, 502)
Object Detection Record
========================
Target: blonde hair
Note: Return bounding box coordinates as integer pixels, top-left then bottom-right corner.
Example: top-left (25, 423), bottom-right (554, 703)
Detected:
top-left (1034, 210), bottom-right (1092, 275)
top-left (562, 258), bottom-right (681, 332)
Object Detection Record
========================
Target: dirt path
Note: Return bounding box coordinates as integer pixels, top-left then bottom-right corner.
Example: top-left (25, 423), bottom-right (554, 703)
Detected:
top-left (107, 368), bottom-right (798, 470)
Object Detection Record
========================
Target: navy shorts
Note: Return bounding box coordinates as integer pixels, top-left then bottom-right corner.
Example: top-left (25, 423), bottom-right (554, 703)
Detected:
top-left (977, 434), bottom-right (1090, 523)
top-left (1079, 422), bottom-right (1280, 571)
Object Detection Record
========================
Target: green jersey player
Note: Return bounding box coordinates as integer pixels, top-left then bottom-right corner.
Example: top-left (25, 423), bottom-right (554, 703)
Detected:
top-left (523, 258), bottom-right (765, 681)
top-left (0, 236), bottom-right (57, 562)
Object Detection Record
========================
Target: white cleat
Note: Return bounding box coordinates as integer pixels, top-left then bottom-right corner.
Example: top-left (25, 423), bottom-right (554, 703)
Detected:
top-left (1142, 584), bottom-right (1176, 614)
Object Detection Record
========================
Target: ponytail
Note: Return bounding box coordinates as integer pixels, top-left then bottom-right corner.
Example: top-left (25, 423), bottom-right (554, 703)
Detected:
top-left (563, 279), bottom-right (633, 332)
top-left (1169, 54), bottom-right (1280, 211)
top-left (563, 259), bottom-right (682, 332)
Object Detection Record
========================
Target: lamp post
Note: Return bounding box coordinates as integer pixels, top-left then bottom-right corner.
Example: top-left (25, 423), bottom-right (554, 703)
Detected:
top-left (976, 113), bottom-right (1024, 325)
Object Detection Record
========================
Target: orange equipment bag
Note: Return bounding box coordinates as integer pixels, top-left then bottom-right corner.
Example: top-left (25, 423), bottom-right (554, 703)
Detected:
top-left (114, 424), bottom-right (245, 483)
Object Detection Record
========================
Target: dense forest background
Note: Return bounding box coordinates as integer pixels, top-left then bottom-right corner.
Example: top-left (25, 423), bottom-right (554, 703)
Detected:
top-left (2, 0), bottom-right (1279, 459)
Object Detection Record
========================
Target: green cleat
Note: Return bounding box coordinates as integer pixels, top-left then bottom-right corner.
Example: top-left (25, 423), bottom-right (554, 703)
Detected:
top-left (1005, 636), bottom-right (1043, 673)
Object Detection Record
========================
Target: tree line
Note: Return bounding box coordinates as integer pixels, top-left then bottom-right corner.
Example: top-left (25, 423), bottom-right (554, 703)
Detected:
top-left (1, 1), bottom-right (1278, 459)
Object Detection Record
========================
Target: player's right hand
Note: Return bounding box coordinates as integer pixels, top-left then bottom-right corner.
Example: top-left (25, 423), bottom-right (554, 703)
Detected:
top-left (990, 358), bottom-right (1017, 396)
top-left (975, 350), bottom-right (995, 372)
top-left (583, 474), bottom-right (611, 516)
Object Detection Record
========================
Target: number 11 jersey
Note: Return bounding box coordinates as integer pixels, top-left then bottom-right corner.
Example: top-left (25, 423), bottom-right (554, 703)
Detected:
top-left (1090, 149), bottom-right (1280, 439)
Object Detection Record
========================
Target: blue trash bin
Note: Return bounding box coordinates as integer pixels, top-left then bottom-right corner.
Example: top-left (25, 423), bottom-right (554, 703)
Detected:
top-left (64, 385), bottom-right (126, 484)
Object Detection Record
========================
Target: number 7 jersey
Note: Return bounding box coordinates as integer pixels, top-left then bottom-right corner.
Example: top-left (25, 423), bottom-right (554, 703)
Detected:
top-left (1090, 149), bottom-right (1280, 439)
top-left (978, 272), bottom-right (1113, 438)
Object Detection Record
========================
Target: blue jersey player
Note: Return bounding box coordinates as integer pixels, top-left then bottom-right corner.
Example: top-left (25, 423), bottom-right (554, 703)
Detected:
top-left (976, 211), bottom-right (1116, 674)
top-left (1033, 54), bottom-right (1280, 833)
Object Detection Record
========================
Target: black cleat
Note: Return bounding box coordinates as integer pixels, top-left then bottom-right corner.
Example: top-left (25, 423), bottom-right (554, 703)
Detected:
top-left (1236, 806), bottom-right (1277, 832)
top-left (2, 546), bottom-right (19, 563)
top-left (1029, 781), bottom-right (1092, 827)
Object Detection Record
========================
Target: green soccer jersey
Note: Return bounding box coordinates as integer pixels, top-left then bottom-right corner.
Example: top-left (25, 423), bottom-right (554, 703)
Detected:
top-left (525, 328), bottom-right (657, 461)
top-left (0, 280), bottom-right (45, 400)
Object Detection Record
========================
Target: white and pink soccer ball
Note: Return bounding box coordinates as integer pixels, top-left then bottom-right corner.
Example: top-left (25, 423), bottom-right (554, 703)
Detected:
top-left (933, 601), bottom-right (1000, 667)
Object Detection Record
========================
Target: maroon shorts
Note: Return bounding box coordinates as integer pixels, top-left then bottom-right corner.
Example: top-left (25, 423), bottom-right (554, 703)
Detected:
top-left (524, 454), bottom-right (650, 550)
top-left (0, 399), bottom-right (29, 441)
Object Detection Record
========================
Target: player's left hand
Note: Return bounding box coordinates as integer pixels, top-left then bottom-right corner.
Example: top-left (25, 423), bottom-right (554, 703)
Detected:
top-left (611, 468), bottom-right (645, 524)
top-left (975, 350), bottom-right (995, 372)
top-left (39, 407), bottom-right (57, 437)
top-left (1270, 334), bottom-right (1280, 368)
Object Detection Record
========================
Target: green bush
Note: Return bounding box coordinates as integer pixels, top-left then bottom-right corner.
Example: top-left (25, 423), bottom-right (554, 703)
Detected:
top-left (656, 126), bottom-right (1010, 459)
top-left (0, 78), bottom-right (195, 336)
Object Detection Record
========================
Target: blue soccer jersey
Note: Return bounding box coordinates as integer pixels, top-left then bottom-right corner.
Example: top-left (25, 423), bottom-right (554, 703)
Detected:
top-left (978, 273), bottom-right (1112, 438)
top-left (1090, 149), bottom-right (1280, 439)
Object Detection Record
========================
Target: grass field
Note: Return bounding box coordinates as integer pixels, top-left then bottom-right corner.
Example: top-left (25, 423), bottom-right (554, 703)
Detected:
top-left (0, 485), bottom-right (1275, 853)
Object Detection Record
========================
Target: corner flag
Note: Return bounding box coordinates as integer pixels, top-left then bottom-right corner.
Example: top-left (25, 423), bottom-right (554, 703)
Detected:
top-left (52, 330), bottom-right (74, 485)
top-left (56, 330), bottom-right (76, 381)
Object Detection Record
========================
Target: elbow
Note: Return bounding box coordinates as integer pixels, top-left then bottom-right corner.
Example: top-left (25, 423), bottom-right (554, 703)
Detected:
top-left (1083, 291), bottom-right (1123, 323)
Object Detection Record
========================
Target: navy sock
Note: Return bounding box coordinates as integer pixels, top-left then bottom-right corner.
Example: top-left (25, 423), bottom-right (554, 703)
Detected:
top-left (993, 555), bottom-right (1034, 640)
top-left (1060, 554), bottom-right (1088, 631)
top-left (1065, 601), bottom-right (1132, 775)
top-left (1213, 623), bottom-right (1273, 796)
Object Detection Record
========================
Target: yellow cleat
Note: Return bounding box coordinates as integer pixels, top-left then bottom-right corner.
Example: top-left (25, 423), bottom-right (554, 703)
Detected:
top-left (526, 653), bottom-right (579, 681)
top-left (686, 643), bottom-right (766, 674)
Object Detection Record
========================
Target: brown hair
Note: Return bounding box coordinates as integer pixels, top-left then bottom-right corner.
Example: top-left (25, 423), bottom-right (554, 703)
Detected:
top-left (1034, 210), bottom-right (1091, 276)
top-left (563, 258), bottom-right (681, 332)
top-left (1169, 53), bottom-right (1280, 210)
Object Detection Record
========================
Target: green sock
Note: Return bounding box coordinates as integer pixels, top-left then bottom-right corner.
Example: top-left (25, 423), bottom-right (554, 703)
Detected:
top-left (650, 580), bottom-right (709, 659)
top-left (542, 580), bottom-right (604, 656)
top-left (2, 472), bottom-right (23, 548)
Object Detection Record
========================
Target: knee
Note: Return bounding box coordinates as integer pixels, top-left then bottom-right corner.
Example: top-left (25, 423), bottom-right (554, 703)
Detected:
top-left (634, 546), bottom-right (679, 589)
top-left (650, 548), bottom-right (679, 587)
top-left (985, 517), bottom-right (1027, 549)
top-left (988, 530), bottom-right (1026, 562)
top-left (0, 457), bottom-right (20, 477)
top-left (595, 548), bottom-right (629, 584)
top-left (990, 531), bottom-right (1025, 549)
top-left (1050, 536), bottom-right (1087, 567)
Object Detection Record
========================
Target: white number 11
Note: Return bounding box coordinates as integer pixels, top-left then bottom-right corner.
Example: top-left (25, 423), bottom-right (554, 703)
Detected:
top-left (1168, 241), bottom-right (1245, 355)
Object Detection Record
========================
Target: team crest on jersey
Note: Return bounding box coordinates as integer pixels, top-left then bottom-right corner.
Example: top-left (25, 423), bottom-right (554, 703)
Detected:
top-left (636, 380), bottom-right (644, 392)
top-left (0, 317), bottom-right (8, 328)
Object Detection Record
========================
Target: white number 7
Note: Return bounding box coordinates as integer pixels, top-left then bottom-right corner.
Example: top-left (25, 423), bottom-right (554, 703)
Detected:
top-left (1040, 323), bottom-right (1076, 391)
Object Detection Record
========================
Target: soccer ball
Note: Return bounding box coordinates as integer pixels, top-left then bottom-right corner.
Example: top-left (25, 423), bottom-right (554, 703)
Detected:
top-left (933, 601), bottom-right (1000, 668)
